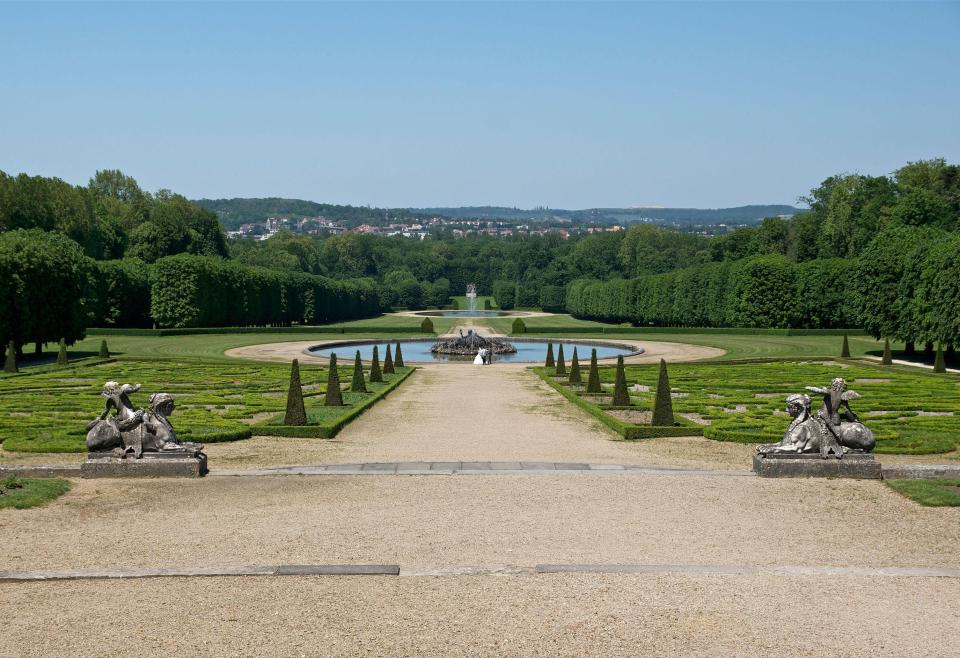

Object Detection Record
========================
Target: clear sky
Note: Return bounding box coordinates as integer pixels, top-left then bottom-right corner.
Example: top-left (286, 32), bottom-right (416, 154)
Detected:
top-left (1, 1), bottom-right (958, 209)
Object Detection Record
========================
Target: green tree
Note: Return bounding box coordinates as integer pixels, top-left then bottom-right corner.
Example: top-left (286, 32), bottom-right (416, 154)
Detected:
top-left (544, 342), bottom-right (555, 368)
top-left (512, 318), bottom-right (526, 334)
top-left (394, 342), bottom-right (405, 367)
top-left (652, 359), bottom-right (675, 425)
top-left (3, 340), bottom-right (16, 373)
top-left (324, 353), bottom-right (343, 406)
top-left (56, 338), bottom-right (68, 366)
top-left (369, 345), bottom-right (383, 383)
top-left (568, 346), bottom-right (582, 384)
top-left (98, 340), bottom-right (110, 358)
top-left (283, 359), bottom-right (308, 425)
top-left (555, 343), bottom-right (566, 375)
top-left (383, 343), bottom-right (395, 374)
top-left (350, 350), bottom-right (367, 393)
top-left (841, 335), bottom-right (850, 358)
top-left (420, 317), bottom-right (434, 333)
top-left (586, 348), bottom-right (601, 393)
top-left (611, 355), bottom-right (630, 406)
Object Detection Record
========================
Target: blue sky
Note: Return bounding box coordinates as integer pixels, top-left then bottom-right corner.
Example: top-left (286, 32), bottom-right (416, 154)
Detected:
top-left (1, 1), bottom-right (958, 208)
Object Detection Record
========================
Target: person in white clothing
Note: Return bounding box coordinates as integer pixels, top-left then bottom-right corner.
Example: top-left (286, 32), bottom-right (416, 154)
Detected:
top-left (473, 349), bottom-right (484, 365)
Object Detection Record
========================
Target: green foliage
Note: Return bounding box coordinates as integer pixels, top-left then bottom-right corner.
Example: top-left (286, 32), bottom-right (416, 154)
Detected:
top-left (586, 348), bottom-right (601, 393)
top-left (886, 479), bottom-right (960, 507)
top-left (350, 350), bottom-right (367, 393)
top-left (934, 345), bottom-right (946, 373)
top-left (882, 338), bottom-right (892, 365)
top-left (568, 347), bottom-right (582, 384)
top-left (450, 299), bottom-right (459, 310)
top-left (325, 353), bottom-right (343, 406)
top-left (394, 341), bottom-right (405, 367)
top-left (545, 342), bottom-right (555, 368)
top-left (493, 281), bottom-right (516, 310)
top-left (383, 343), bottom-right (395, 374)
top-left (484, 299), bottom-right (492, 310)
top-left (56, 339), bottom-right (68, 366)
top-left (98, 339), bottom-right (110, 359)
top-left (0, 476), bottom-right (71, 509)
top-left (369, 345), bottom-right (383, 383)
top-left (420, 317), bottom-right (434, 333)
top-left (555, 343), bottom-right (566, 375)
top-left (89, 259), bottom-right (152, 328)
top-left (611, 355), bottom-right (630, 406)
top-left (841, 335), bottom-right (850, 358)
top-left (652, 359), bottom-right (675, 426)
top-left (3, 341), bottom-right (16, 373)
top-left (512, 318), bottom-right (526, 334)
top-left (283, 359), bottom-right (308, 426)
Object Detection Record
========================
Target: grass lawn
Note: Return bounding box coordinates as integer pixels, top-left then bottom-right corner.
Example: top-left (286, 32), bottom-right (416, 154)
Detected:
top-left (538, 358), bottom-right (960, 454)
top-left (886, 479), bottom-right (960, 506)
top-left (0, 476), bottom-right (71, 509)
top-left (450, 295), bottom-right (497, 310)
top-left (0, 358), bottom-right (413, 452)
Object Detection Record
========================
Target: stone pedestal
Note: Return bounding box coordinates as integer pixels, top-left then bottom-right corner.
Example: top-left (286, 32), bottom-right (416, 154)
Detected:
top-left (752, 452), bottom-right (881, 479)
top-left (81, 450), bottom-right (208, 478)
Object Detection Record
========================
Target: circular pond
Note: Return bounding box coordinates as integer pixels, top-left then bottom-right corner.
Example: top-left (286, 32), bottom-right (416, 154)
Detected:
top-left (307, 338), bottom-right (642, 363)
top-left (412, 310), bottom-right (519, 318)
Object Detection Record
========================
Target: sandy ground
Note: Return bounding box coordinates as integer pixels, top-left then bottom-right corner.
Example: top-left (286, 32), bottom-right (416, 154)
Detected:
top-left (3, 574), bottom-right (958, 657)
top-left (2, 474), bottom-right (957, 571)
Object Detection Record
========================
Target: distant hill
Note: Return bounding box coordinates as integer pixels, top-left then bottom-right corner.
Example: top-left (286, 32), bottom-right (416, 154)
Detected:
top-left (410, 205), bottom-right (804, 225)
top-left (194, 197), bottom-right (804, 230)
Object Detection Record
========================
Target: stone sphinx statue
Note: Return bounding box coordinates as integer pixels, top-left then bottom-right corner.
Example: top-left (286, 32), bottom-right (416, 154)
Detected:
top-left (757, 378), bottom-right (875, 459)
top-left (85, 381), bottom-right (202, 458)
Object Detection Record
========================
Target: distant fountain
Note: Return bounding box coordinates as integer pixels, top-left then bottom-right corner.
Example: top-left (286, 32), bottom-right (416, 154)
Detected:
top-left (431, 329), bottom-right (516, 357)
top-left (466, 283), bottom-right (477, 313)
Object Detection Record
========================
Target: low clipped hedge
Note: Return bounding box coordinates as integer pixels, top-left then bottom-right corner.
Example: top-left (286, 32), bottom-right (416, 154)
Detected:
top-left (86, 325), bottom-right (423, 337)
top-left (521, 326), bottom-right (866, 336)
top-left (252, 367), bottom-right (415, 439)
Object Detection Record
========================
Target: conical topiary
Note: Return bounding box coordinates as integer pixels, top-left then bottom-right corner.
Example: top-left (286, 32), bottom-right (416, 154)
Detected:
top-left (545, 342), bottom-right (555, 368)
top-left (3, 341), bottom-right (17, 374)
top-left (324, 353), bottom-right (343, 406)
top-left (611, 355), bottom-right (630, 406)
top-left (652, 358), bottom-right (675, 426)
top-left (98, 339), bottom-right (110, 359)
top-left (56, 339), bottom-right (68, 367)
top-left (586, 348), bottom-right (601, 393)
top-left (420, 317), bottom-right (434, 333)
top-left (369, 345), bottom-right (383, 383)
top-left (283, 359), bottom-right (308, 425)
top-left (512, 318), bottom-right (526, 334)
top-left (383, 343), bottom-right (395, 374)
top-left (882, 338), bottom-right (892, 366)
top-left (840, 335), bottom-right (850, 358)
top-left (933, 344), bottom-right (946, 373)
top-left (556, 343), bottom-right (566, 376)
top-left (394, 342), bottom-right (405, 368)
top-left (568, 346), bottom-right (581, 384)
top-left (484, 299), bottom-right (492, 310)
top-left (350, 350), bottom-right (367, 393)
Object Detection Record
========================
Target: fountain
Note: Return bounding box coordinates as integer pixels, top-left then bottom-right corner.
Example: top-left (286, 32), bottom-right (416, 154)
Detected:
top-left (466, 283), bottom-right (477, 313)
top-left (431, 328), bottom-right (517, 358)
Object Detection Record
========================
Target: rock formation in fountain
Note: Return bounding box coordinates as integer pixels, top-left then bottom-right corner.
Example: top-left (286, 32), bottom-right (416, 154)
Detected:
top-left (431, 328), bottom-right (516, 356)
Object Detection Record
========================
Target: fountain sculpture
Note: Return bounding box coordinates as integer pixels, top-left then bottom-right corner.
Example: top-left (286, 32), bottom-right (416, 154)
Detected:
top-left (431, 328), bottom-right (516, 358)
top-left (466, 283), bottom-right (478, 313)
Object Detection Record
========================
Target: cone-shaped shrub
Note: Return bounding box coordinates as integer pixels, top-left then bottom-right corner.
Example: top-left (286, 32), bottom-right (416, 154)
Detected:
top-left (652, 359), bottom-right (675, 425)
top-left (545, 342), bottom-right (555, 368)
top-left (611, 355), bottom-right (630, 406)
top-left (56, 339), bottom-right (68, 367)
top-left (350, 350), bottom-right (368, 393)
top-left (283, 359), bottom-right (308, 425)
top-left (568, 346), bottom-right (582, 384)
top-left (484, 299), bottom-right (492, 310)
top-left (420, 317), bottom-right (434, 333)
top-left (882, 338), bottom-right (892, 366)
top-left (383, 343), bottom-right (395, 374)
top-left (512, 318), bottom-right (526, 334)
top-left (3, 341), bottom-right (17, 373)
top-left (98, 340), bottom-right (110, 359)
top-left (933, 344), bottom-right (946, 373)
top-left (586, 348), bottom-right (601, 393)
top-left (555, 343), bottom-right (566, 376)
top-left (840, 335), bottom-right (850, 358)
top-left (369, 345), bottom-right (383, 383)
top-left (450, 299), bottom-right (459, 310)
top-left (394, 342), bottom-right (405, 367)
top-left (324, 353), bottom-right (343, 406)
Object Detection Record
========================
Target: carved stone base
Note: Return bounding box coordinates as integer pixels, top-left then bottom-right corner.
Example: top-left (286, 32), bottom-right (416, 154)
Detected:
top-left (752, 452), bottom-right (881, 479)
top-left (81, 450), bottom-right (208, 478)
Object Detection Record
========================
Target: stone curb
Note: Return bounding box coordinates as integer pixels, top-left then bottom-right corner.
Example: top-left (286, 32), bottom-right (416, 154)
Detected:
top-left (881, 463), bottom-right (960, 480)
top-left (209, 462), bottom-right (756, 477)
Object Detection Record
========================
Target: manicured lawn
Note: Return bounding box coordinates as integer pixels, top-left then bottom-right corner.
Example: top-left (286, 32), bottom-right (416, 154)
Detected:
top-left (540, 358), bottom-right (960, 454)
top-left (0, 476), bottom-right (71, 509)
top-left (0, 359), bottom-right (413, 452)
top-left (450, 295), bottom-right (497, 310)
top-left (886, 479), bottom-right (960, 506)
